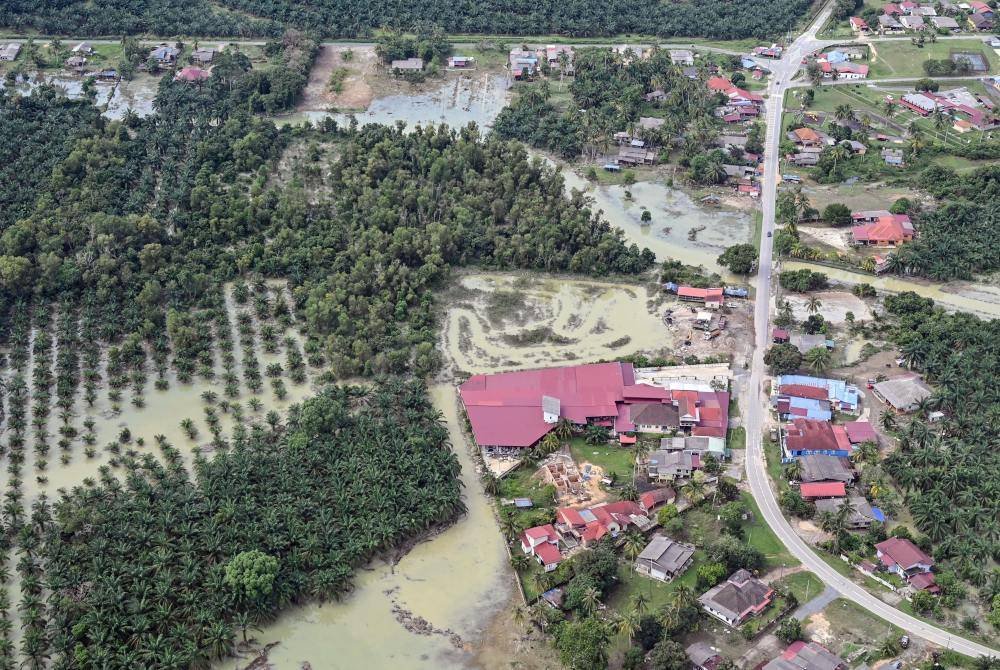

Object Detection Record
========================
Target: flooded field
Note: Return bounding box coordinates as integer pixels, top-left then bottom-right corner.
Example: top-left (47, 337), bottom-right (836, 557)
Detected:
top-left (439, 273), bottom-right (751, 378)
top-left (783, 261), bottom-right (1000, 319)
top-left (555, 165), bottom-right (753, 278)
top-left (278, 74), bottom-right (511, 131)
top-left (229, 384), bottom-right (513, 670)
top-left (1, 71), bottom-right (160, 119)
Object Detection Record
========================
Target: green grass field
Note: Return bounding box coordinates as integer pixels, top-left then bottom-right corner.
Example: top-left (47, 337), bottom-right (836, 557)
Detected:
top-left (607, 550), bottom-right (706, 612)
top-left (868, 38), bottom-right (1000, 78)
top-left (727, 426), bottom-right (746, 450)
top-left (743, 493), bottom-right (798, 570)
top-left (774, 570), bottom-right (824, 602)
top-left (569, 438), bottom-right (636, 481)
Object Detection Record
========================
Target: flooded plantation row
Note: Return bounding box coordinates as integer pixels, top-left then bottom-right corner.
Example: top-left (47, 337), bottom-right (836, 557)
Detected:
top-left (0, 280), bottom-right (317, 668)
top-left (1, 72), bottom-right (160, 119)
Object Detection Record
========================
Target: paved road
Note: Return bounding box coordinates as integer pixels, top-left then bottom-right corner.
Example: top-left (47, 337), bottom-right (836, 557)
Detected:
top-left (746, 2), bottom-right (1000, 659)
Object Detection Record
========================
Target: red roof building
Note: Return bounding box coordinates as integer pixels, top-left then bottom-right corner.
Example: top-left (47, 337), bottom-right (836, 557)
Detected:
top-left (844, 421), bottom-right (877, 444)
top-left (460, 362), bottom-right (730, 448)
top-left (175, 66), bottom-right (210, 82)
top-left (772, 328), bottom-right (790, 343)
top-left (850, 16), bottom-right (870, 30)
top-left (883, 3), bottom-right (903, 14)
top-left (908, 572), bottom-right (940, 593)
top-left (639, 488), bottom-right (675, 513)
top-left (851, 214), bottom-right (914, 246)
top-left (533, 541), bottom-right (562, 569)
top-left (677, 286), bottom-right (725, 305)
top-left (779, 384), bottom-right (828, 401)
top-left (875, 537), bottom-right (934, 575)
top-left (799, 482), bottom-right (847, 500)
top-left (784, 419), bottom-right (852, 455)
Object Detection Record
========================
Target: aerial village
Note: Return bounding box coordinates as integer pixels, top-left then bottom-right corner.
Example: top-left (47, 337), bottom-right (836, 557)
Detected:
top-left (448, 261), bottom-right (958, 668)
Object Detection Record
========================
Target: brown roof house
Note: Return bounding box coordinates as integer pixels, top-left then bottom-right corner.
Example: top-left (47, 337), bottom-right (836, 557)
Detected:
top-left (698, 569), bottom-right (775, 626)
top-left (629, 402), bottom-right (679, 432)
top-left (635, 534), bottom-right (695, 582)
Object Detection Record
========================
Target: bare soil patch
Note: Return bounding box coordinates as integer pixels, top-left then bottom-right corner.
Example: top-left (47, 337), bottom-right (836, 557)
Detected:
top-left (784, 291), bottom-right (872, 325)
top-left (298, 45), bottom-right (376, 112)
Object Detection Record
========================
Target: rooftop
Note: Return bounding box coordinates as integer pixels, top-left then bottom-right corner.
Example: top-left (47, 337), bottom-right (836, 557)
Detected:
top-left (873, 374), bottom-right (932, 411)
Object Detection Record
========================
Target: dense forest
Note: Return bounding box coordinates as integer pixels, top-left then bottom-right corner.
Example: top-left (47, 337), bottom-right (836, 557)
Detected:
top-left (41, 381), bottom-right (464, 668)
top-left (494, 47), bottom-right (724, 159)
top-left (0, 0), bottom-right (814, 39)
top-left (891, 164), bottom-right (1000, 280)
top-left (881, 293), bottom-right (1000, 606)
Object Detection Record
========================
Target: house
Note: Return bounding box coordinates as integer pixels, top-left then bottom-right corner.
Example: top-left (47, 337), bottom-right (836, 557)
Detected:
top-left (790, 333), bottom-right (835, 352)
top-left (72, 42), bottom-right (94, 55)
top-left (872, 374), bottom-right (932, 412)
top-left (753, 45), bottom-right (783, 59)
top-left (930, 15), bottom-right (961, 29)
top-left (776, 375), bottom-right (860, 412)
top-left (391, 57), bottom-right (424, 71)
top-left (175, 66), bottom-right (210, 83)
top-left (520, 524), bottom-right (562, 571)
top-left (800, 481), bottom-right (847, 500)
top-left (797, 454), bottom-right (855, 483)
top-left (707, 76), bottom-right (764, 104)
top-left (909, 572), bottom-right (941, 592)
top-left (881, 147), bottom-right (905, 166)
top-left (150, 44), bottom-right (180, 66)
top-left (970, 0), bottom-right (994, 17)
top-left (447, 55), bottom-right (475, 68)
top-left (682, 66), bottom-right (699, 79)
top-left (900, 15), bottom-right (926, 29)
top-left (723, 164), bottom-right (757, 181)
top-left (788, 153), bottom-right (820, 167)
top-left (677, 286), bottom-right (725, 308)
top-left (968, 13), bottom-right (992, 30)
top-left (191, 48), bottom-right (216, 64)
top-left (772, 328), bottom-right (790, 344)
top-left (815, 497), bottom-right (881, 529)
top-left (844, 420), bottom-right (877, 444)
top-left (660, 434), bottom-right (727, 459)
top-left (687, 643), bottom-right (724, 670)
top-left (645, 89), bottom-right (668, 102)
top-left (850, 16), bottom-right (870, 32)
top-left (66, 55), bottom-right (88, 69)
top-left (647, 449), bottom-right (702, 481)
top-left (841, 139), bottom-right (867, 155)
top-left (669, 49), bottom-right (695, 66)
top-left (783, 418), bottom-right (853, 458)
top-left (851, 213), bottom-right (914, 246)
top-left (879, 14), bottom-right (905, 31)
top-left (787, 126), bottom-right (832, 147)
top-left (509, 49), bottom-right (539, 79)
top-left (93, 69), bottom-right (119, 81)
top-left (883, 2), bottom-right (904, 14)
top-left (557, 501), bottom-right (651, 546)
top-left (875, 537), bottom-right (934, 578)
top-left (0, 43), bottom-right (21, 62)
top-left (825, 61), bottom-right (869, 78)
top-left (699, 569), bottom-right (775, 627)
top-left (630, 403), bottom-right (680, 433)
top-left (617, 145), bottom-right (658, 165)
top-left (635, 534), bottom-right (696, 582)
top-left (776, 395), bottom-right (832, 421)
top-left (639, 487), bottom-right (676, 514)
top-left (545, 45), bottom-right (574, 67)
top-left (764, 641), bottom-right (848, 670)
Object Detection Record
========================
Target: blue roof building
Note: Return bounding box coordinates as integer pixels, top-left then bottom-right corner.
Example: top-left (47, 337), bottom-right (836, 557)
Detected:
top-left (778, 375), bottom-right (859, 412)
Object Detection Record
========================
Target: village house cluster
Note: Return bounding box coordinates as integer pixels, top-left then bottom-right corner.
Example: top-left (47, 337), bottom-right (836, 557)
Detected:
top-left (769, 370), bottom-right (941, 593)
top-left (507, 44), bottom-right (575, 81)
top-left (852, 0), bottom-right (994, 33)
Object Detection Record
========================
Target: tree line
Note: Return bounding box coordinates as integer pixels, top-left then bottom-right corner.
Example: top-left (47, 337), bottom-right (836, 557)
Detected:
top-left (2, 0), bottom-right (814, 39)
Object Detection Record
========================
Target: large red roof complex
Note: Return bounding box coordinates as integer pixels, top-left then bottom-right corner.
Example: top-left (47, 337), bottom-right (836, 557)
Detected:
top-left (459, 362), bottom-right (729, 448)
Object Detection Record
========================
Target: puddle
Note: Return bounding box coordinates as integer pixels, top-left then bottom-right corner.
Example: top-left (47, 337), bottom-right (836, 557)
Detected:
top-left (275, 74), bottom-right (511, 130)
top-left (232, 384), bottom-right (512, 670)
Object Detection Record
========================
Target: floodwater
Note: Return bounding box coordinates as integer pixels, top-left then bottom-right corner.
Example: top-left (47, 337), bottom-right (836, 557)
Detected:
top-left (275, 74), bottom-right (511, 131)
top-left (1, 72), bottom-right (160, 119)
top-left (228, 384), bottom-right (512, 670)
top-left (553, 163), bottom-right (751, 279)
top-left (442, 273), bottom-right (673, 374)
top-left (783, 261), bottom-right (1000, 319)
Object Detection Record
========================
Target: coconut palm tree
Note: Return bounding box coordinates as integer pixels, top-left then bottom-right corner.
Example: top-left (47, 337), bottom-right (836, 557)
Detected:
top-left (615, 609), bottom-right (640, 643)
top-left (622, 530), bottom-right (645, 560)
top-left (581, 586), bottom-right (602, 616)
top-left (804, 346), bottom-right (833, 374)
top-left (631, 591), bottom-right (649, 616)
top-left (806, 296), bottom-right (822, 314)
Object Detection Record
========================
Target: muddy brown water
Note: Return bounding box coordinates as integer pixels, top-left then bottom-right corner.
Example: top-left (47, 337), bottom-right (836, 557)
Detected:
top-left (275, 74), bottom-right (512, 131)
top-left (1, 72), bottom-right (159, 119)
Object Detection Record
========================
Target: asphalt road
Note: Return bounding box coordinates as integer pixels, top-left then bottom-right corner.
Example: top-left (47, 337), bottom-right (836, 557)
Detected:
top-left (746, 2), bottom-right (1000, 659)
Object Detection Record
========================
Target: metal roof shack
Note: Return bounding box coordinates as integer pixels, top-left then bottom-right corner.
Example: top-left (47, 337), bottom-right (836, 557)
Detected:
top-left (873, 374), bottom-right (932, 412)
top-left (799, 481), bottom-right (847, 500)
top-left (797, 454), bottom-right (854, 483)
top-left (391, 57), bottom-right (424, 70)
top-left (764, 641), bottom-right (847, 670)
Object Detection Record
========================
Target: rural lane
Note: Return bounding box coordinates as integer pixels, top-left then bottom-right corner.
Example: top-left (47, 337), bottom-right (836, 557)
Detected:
top-left (747, 1), bottom-right (1000, 659)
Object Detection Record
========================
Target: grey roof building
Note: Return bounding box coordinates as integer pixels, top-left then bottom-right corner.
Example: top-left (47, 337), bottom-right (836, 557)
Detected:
top-left (873, 375), bottom-right (932, 412)
top-left (698, 569), bottom-right (774, 626)
top-left (391, 57), bottom-right (424, 70)
top-left (798, 454), bottom-right (854, 483)
top-left (687, 642), bottom-right (724, 670)
top-left (647, 449), bottom-right (700, 481)
top-left (635, 535), bottom-right (695, 582)
top-left (764, 641), bottom-right (847, 670)
top-left (815, 496), bottom-right (878, 529)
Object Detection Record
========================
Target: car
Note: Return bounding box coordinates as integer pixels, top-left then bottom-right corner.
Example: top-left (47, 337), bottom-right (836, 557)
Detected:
top-left (767, 231), bottom-right (772, 237)
top-left (900, 635), bottom-right (910, 649)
